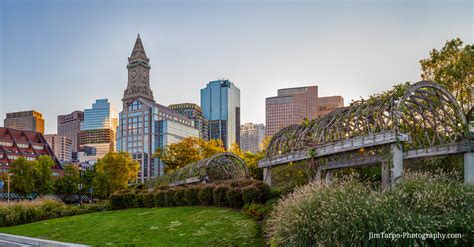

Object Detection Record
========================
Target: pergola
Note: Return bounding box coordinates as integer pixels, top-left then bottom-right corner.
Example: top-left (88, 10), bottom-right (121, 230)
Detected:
top-left (154, 152), bottom-right (249, 187)
top-left (259, 81), bottom-right (473, 189)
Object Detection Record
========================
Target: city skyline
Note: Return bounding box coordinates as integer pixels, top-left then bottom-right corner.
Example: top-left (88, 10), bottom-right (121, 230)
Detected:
top-left (1, 0), bottom-right (472, 134)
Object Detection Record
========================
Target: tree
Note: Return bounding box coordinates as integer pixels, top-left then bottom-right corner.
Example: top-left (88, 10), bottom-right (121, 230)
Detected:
top-left (93, 152), bottom-right (139, 198)
top-left (420, 38), bottom-right (473, 114)
top-left (9, 157), bottom-right (35, 194)
top-left (33, 155), bottom-right (54, 194)
top-left (54, 164), bottom-right (79, 195)
top-left (229, 139), bottom-right (271, 181)
top-left (154, 137), bottom-right (225, 173)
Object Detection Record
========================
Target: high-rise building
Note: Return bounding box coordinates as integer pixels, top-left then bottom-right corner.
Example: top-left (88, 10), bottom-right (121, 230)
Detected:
top-left (169, 103), bottom-right (208, 140)
top-left (117, 35), bottom-right (199, 182)
top-left (0, 127), bottom-right (62, 176)
top-left (44, 134), bottom-right (72, 163)
top-left (58, 111), bottom-right (84, 154)
top-left (266, 86), bottom-right (343, 137)
top-left (80, 99), bottom-right (118, 159)
top-left (200, 79), bottom-right (241, 149)
top-left (240, 123), bottom-right (265, 153)
top-left (4, 110), bottom-right (45, 134)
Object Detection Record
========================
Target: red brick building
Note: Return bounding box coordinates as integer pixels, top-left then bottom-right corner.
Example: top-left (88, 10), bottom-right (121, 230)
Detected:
top-left (265, 86), bottom-right (344, 137)
top-left (0, 127), bottom-right (63, 177)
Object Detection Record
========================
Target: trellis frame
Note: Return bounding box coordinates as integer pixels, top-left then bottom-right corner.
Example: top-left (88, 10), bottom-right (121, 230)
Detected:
top-left (260, 81), bottom-right (473, 188)
top-left (154, 152), bottom-right (249, 187)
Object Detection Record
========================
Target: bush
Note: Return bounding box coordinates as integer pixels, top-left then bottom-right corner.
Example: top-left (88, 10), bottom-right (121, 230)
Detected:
top-left (226, 188), bottom-right (244, 208)
top-left (164, 189), bottom-right (176, 207)
top-left (242, 203), bottom-right (266, 221)
top-left (266, 172), bottom-right (474, 246)
top-left (226, 188), bottom-right (243, 208)
top-left (242, 186), bottom-right (260, 205)
top-left (254, 181), bottom-right (271, 203)
top-left (173, 188), bottom-right (187, 206)
top-left (142, 192), bottom-right (155, 208)
top-left (109, 192), bottom-right (137, 209)
top-left (153, 191), bottom-right (166, 207)
top-left (184, 186), bottom-right (200, 206)
top-left (198, 185), bottom-right (214, 205)
top-left (213, 186), bottom-right (229, 207)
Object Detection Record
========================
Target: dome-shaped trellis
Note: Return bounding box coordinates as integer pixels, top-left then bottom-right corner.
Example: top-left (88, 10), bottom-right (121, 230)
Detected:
top-left (267, 81), bottom-right (468, 157)
top-left (154, 152), bottom-right (249, 187)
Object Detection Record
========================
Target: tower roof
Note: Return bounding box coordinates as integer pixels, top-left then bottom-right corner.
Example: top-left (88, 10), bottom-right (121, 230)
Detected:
top-left (130, 34), bottom-right (148, 61)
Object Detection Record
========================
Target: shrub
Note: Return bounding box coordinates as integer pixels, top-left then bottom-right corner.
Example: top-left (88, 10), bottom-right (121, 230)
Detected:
top-left (242, 186), bottom-right (260, 205)
top-left (164, 189), bottom-right (176, 207)
top-left (109, 192), bottom-right (137, 209)
top-left (142, 193), bottom-right (155, 208)
top-left (266, 172), bottom-right (474, 246)
top-left (154, 190), bottom-right (166, 207)
top-left (226, 188), bottom-right (243, 208)
top-left (213, 186), bottom-right (230, 207)
top-left (173, 188), bottom-right (187, 206)
top-left (254, 181), bottom-right (271, 203)
top-left (184, 186), bottom-right (200, 206)
top-left (242, 203), bottom-right (266, 221)
top-left (198, 185), bottom-right (214, 205)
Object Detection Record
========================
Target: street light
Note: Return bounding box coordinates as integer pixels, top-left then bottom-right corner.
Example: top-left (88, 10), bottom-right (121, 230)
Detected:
top-left (7, 173), bottom-right (12, 203)
top-left (78, 165), bottom-right (83, 206)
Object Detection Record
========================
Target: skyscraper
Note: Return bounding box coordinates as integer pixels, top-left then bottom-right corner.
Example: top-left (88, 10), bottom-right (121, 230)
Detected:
top-left (4, 110), bottom-right (45, 134)
top-left (200, 79), bottom-right (241, 149)
top-left (58, 110), bottom-right (84, 155)
top-left (44, 134), bottom-right (72, 163)
top-left (265, 86), bottom-right (343, 137)
top-left (80, 99), bottom-right (118, 158)
top-left (240, 123), bottom-right (265, 153)
top-left (117, 35), bottom-right (199, 182)
top-left (169, 103), bottom-right (209, 140)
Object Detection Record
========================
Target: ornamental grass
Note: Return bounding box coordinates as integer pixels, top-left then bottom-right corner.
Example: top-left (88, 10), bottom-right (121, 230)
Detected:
top-left (266, 171), bottom-right (473, 246)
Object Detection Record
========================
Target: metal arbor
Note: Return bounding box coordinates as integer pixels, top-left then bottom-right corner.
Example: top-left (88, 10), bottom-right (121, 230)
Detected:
top-left (259, 81), bottom-right (473, 188)
top-left (154, 152), bottom-right (249, 187)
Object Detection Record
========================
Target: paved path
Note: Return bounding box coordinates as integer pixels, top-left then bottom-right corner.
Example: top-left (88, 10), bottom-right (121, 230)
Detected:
top-left (0, 234), bottom-right (88, 247)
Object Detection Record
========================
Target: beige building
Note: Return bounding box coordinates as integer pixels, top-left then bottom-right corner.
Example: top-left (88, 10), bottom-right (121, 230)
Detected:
top-left (44, 134), bottom-right (72, 163)
top-left (240, 123), bottom-right (265, 153)
top-left (4, 110), bottom-right (45, 134)
top-left (58, 111), bottom-right (83, 153)
top-left (265, 86), bottom-right (343, 137)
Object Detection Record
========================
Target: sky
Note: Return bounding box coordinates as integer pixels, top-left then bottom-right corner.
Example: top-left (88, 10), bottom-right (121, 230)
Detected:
top-left (0, 0), bottom-right (472, 134)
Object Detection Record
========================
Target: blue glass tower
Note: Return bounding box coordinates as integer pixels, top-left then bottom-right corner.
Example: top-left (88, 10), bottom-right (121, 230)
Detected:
top-left (200, 79), bottom-right (241, 149)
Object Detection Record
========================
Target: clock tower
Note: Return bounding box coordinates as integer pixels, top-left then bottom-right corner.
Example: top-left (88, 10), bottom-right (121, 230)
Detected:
top-left (122, 34), bottom-right (154, 106)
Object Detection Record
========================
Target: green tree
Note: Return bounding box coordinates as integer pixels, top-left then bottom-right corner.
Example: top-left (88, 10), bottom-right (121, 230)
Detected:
top-left (229, 138), bottom-right (271, 181)
top-left (33, 155), bottom-right (54, 195)
top-left (420, 38), bottom-right (473, 114)
top-left (93, 152), bottom-right (140, 198)
top-left (54, 164), bottom-right (79, 194)
top-left (154, 137), bottom-right (225, 173)
top-left (9, 157), bottom-right (35, 194)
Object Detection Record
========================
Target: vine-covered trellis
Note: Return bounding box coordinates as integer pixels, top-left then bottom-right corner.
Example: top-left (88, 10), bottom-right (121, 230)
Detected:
top-left (260, 81), bottom-right (473, 188)
top-left (153, 152), bottom-right (249, 187)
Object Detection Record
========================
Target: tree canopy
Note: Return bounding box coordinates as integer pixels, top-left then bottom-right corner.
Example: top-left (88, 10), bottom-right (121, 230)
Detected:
top-left (93, 152), bottom-right (140, 198)
top-left (154, 137), bottom-right (225, 173)
top-left (420, 38), bottom-right (473, 114)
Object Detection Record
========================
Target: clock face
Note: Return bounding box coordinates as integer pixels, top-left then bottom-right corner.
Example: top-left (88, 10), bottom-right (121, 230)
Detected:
top-left (131, 70), bottom-right (137, 79)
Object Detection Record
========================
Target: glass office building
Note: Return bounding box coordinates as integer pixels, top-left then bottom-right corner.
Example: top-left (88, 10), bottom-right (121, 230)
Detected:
top-left (80, 99), bottom-right (118, 158)
top-left (201, 79), bottom-right (241, 149)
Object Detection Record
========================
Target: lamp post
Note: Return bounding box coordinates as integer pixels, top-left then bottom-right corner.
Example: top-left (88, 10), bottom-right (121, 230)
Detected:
top-left (78, 165), bottom-right (83, 205)
top-left (7, 174), bottom-right (11, 203)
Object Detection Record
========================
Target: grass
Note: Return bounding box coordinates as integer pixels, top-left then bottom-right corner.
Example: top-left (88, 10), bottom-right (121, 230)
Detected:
top-left (0, 207), bottom-right (265, 246)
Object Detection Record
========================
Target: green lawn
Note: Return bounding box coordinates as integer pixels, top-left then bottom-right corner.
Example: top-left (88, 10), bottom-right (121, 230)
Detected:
top-left (0, 207), bottom-right (265, 246)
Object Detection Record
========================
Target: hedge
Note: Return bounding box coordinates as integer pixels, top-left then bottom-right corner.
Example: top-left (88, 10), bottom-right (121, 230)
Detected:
top-left (109, 179), bottom-right (271, 210)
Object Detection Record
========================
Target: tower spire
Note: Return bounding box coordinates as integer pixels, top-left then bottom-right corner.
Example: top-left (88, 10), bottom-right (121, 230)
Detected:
top-left (130, 34), bottom-right (148, 61)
